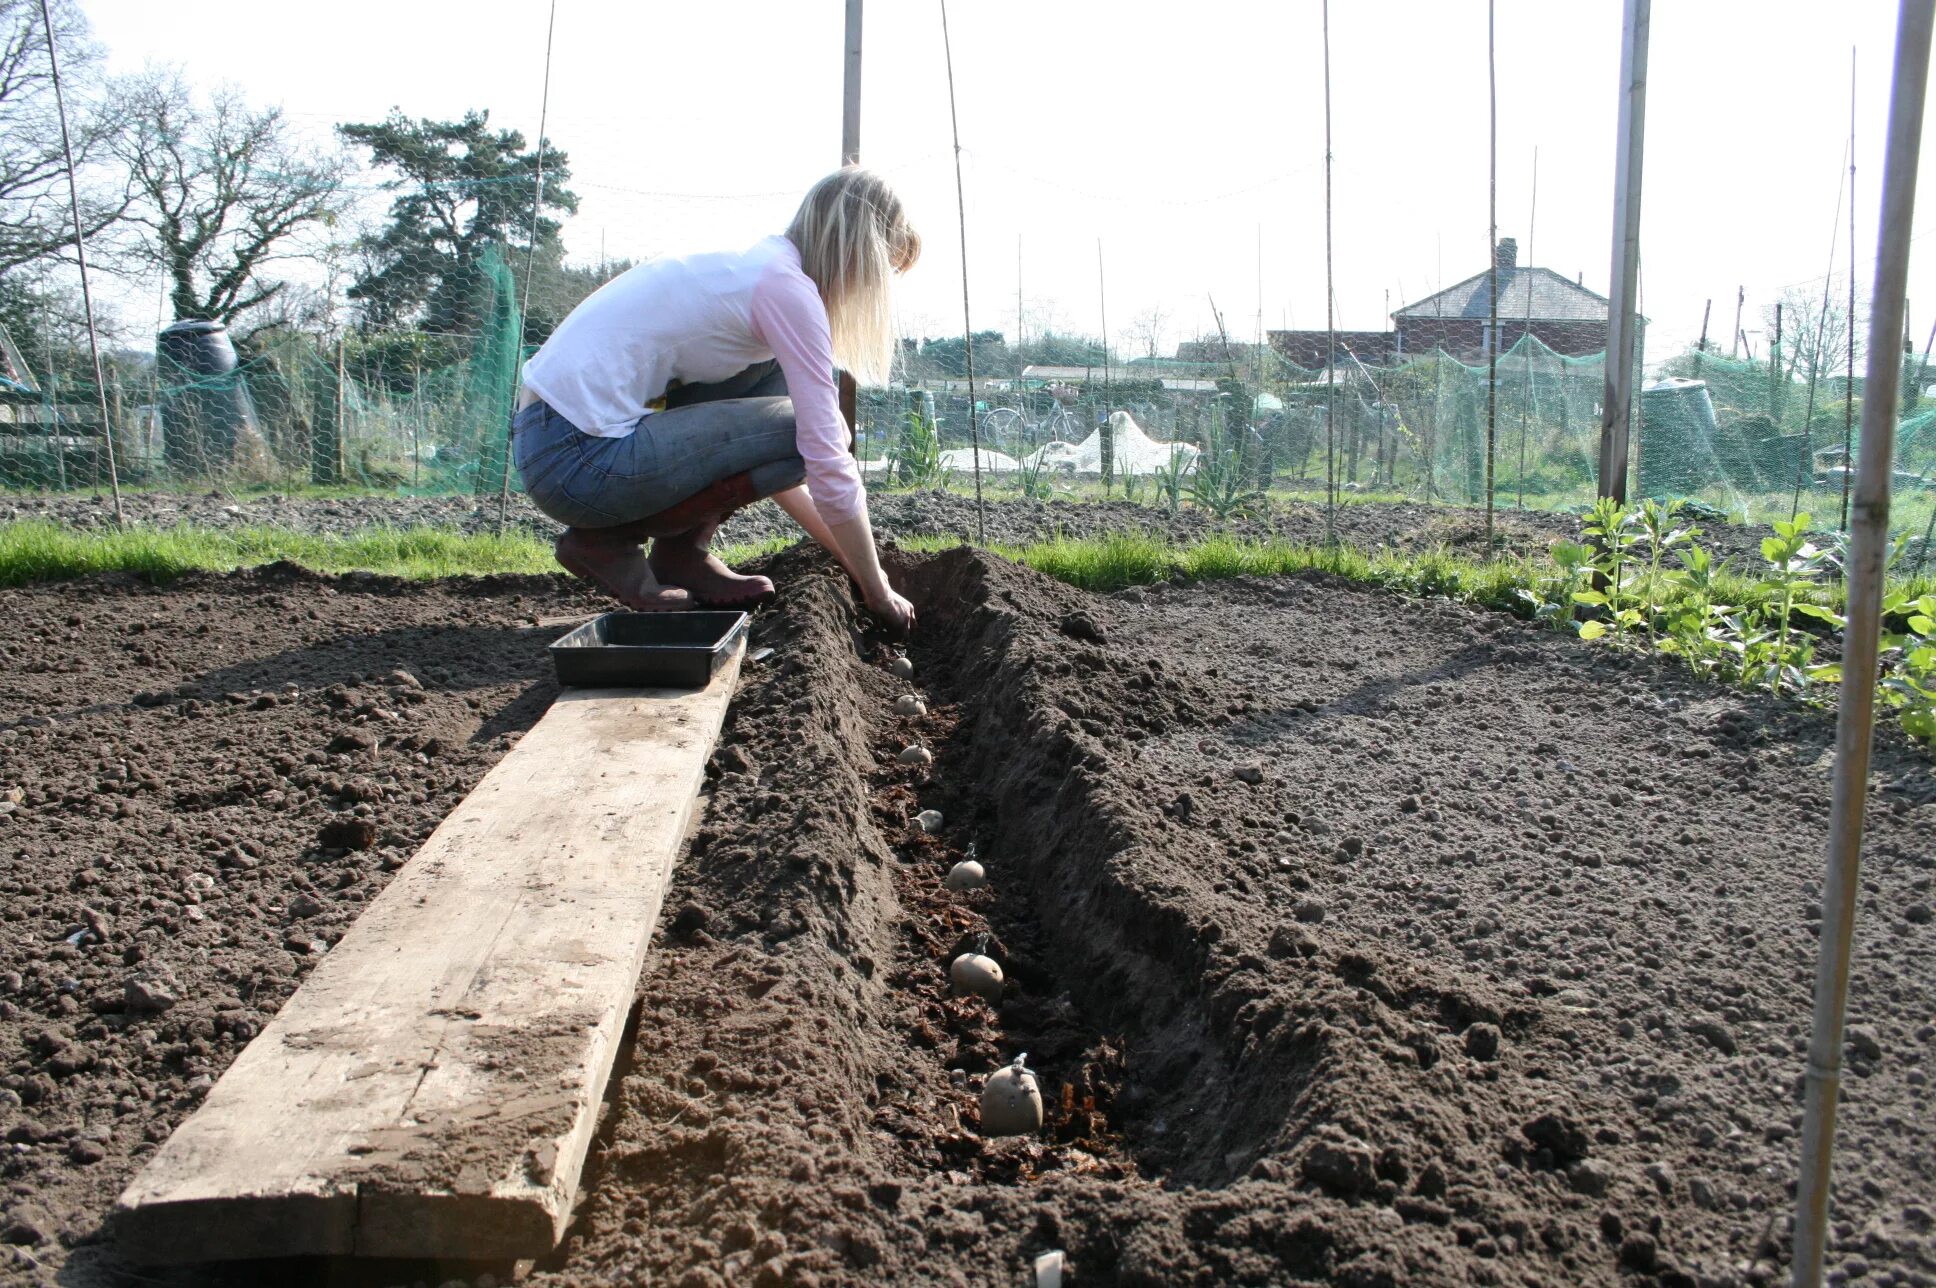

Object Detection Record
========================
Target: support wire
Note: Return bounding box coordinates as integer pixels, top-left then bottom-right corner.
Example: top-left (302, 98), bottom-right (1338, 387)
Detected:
top-left (497, 0), bottom-right (558, 535)
top-left (938, 0), bottom-right (985, 546)
top-left (37, 0), bottom-right (122, 528)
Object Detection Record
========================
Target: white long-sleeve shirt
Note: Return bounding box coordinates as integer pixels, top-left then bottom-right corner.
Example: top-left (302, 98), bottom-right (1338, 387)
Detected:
top-left (520, 235), bottom-right (865, 524)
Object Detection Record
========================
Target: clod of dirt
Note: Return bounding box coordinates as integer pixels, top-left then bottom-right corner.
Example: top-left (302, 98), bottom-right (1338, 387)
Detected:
top-left (1566, 1158), bottom-right (1614, 1197)
top-left (944, 860), bottom-right (987, 891)
top-left (914, 808), bottom-right (944, 833)
top-left (1058, 612), bottom-right (1107, 644)
top-left (898, 745), bottom-right (933, 767)
top-left (122, 976), bottom-right (177, 1015)
top-left (1300, 1133), bottom-right (1378, 1195)
top-left (890, 655), bottom-right (915, 680)
top-left (950, 952), bottom-right (1004, 1003)
top-left (893, 694), bottom-right (927, 717)
top-left (979, 1054), bottom-right (1043, 1137)
top-left (1523, 1111), bottom-right (1592, 1165)
top-left (1464, 1022), bottom-right (1501, 1061)
top-left (318, 817), bottom-right (378, 850)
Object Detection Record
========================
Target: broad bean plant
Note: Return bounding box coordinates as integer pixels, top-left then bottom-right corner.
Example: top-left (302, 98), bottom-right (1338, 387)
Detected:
top-left (1541, 498), bottom-right (1934, 745)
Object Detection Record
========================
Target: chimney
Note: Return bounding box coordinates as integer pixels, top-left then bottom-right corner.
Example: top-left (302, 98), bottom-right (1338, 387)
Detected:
top-left (1495, 238), bottom-right (1518, 270)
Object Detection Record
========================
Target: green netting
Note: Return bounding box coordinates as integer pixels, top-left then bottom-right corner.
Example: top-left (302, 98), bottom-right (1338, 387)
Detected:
top-left (0, 247), bottom-right (524, 496)
top-left (8, 258), bottom-right (1936, 551)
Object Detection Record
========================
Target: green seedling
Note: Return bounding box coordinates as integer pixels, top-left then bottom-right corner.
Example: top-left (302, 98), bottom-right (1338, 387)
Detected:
top-left (891, 401), bottom-right (946, 489)
top-left (1518, 539), bottom-right (1594, 633)
top-left (1880, 590), bottom-right (1936, 742)
top-left (1152, 444), bottom-right (1191, 518)
top-left (1574, 497), bottom-right (1646, 643)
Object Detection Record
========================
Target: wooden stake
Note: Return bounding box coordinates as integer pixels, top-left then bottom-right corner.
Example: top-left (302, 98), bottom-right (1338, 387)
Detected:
top-left (334, 334), bottom-right (347, 486)
top-left (1733, 284), bottom-right (1746, 359)
top-left (1794, 7), bottom-right (1932, 1284)
top-left (1597, 0), bottom-right (1649, 504)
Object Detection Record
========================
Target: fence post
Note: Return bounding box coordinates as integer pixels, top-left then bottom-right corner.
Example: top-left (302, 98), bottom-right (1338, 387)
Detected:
top-left (335, 335), bottom-right (348, 484)
top-left (1597, 0), bottom-right (1650, 503)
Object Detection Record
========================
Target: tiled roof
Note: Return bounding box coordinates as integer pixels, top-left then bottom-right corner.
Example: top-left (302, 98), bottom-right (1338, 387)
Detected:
top-left (1396, 267), bottom-right (1609, 322)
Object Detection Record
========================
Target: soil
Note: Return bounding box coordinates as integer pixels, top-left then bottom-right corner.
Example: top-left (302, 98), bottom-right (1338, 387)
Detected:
top-left (0, 489), bottom-right (1795, 569)
top-left (2, 549), bottom-right (1933, 1287)
top-left (0, 564), bottom-right (604, 1285)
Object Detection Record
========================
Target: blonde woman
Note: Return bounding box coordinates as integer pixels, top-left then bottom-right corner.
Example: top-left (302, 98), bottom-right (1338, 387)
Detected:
top-left (514, 167), bottom-right (919, 633)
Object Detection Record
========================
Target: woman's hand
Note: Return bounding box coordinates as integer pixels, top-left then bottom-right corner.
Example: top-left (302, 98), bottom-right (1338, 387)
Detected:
top-left (865, 582), bottom-right (917, 636)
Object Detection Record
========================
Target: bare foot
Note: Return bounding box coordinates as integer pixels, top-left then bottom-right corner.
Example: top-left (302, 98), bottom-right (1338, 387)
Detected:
top-left (556, 531), bottom-right (692, 611)
top-left (649, 535), bottom-right (775, 606)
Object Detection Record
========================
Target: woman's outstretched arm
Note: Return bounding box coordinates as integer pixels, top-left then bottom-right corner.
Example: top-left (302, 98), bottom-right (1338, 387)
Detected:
top-left (769, 484), bottom-right (915, 633)
top-left (770, 484), bottom-right (852, 576)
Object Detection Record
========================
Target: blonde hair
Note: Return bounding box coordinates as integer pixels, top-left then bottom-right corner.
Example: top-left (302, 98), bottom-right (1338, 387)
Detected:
top-left (786, 167), bottom-right (920, 385)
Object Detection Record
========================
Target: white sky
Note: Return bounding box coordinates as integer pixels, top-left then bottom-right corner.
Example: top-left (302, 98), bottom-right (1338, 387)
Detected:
top-left (77, 0), bottom-right (1936, 365)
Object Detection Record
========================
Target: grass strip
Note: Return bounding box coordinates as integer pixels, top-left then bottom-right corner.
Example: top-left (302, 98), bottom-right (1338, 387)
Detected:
top-left (2, 520), bottom-right (1930, 623)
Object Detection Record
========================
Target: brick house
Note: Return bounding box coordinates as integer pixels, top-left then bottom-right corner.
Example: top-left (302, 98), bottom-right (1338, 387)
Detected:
top-left (1269, 238), bottom-right (1616, 368)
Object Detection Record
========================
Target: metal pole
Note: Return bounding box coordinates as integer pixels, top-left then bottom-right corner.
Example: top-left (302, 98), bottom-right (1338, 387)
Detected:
top-left (1098, 239), bottom-right (1112, 493)
top-left (37, 0), bottom-right (122, 526)
top-left (1794, 140), bottom-right (1852, 521)
top-left (1520, 146), bottom-right (1538, 510)
top-left (1322, 0), bottom-right (1337, 541)
top-left (842, 0), bottom-right (863, 166)
top-left (1794, 5), bottom-right (1932, 1284)
top-left (937, 0), bottom-right (984, 544)
top-left (837, 0), bottom-right (863, 452)
top-left (1597, 0), bottom-right (1649, 504)
top-left (1484, 0), bottom-right (1498, 547)
top-left (1842, 47), bottom-right (1859, 534)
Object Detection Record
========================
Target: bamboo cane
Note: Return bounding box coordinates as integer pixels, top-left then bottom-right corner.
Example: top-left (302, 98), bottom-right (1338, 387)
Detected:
top-left (1793, 5), bottom-right (1932, 1284)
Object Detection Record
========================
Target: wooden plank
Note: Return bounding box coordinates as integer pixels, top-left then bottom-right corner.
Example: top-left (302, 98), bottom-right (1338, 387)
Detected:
top-left (113, 642), bottom-right (744, 1263)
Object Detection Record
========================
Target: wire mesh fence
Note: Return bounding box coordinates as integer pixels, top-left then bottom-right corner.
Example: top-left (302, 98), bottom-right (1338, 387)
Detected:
top-left (9, 288), bottom-right (1936, 556)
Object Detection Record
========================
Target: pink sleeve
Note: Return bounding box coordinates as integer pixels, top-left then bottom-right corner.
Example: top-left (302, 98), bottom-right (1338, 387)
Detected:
top-left (749, 269), bottom-right (868, 525)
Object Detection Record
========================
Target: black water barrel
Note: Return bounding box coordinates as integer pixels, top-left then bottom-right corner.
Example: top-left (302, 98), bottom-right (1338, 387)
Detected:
top-left (157, 319), bottom-right (257, 478)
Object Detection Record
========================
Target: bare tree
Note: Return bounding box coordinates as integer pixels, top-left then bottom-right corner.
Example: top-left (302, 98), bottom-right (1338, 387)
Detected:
top-left (1122, 304), bottom-right (1172, 364)
top-left (114, 74), bottom-right (351, 324)
top-left (1765, 282), bottom-right (1864, 388)
top-left (0, 0), bottom-right (134, 275)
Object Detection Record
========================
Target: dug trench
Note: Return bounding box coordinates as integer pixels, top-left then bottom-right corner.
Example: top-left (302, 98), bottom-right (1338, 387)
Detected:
top-left (529, 546), bottom-right (1936, 1288)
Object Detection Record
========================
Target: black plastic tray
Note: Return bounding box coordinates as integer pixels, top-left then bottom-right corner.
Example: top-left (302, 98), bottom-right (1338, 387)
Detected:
top-left (549, 611), bottom-right (749, 689)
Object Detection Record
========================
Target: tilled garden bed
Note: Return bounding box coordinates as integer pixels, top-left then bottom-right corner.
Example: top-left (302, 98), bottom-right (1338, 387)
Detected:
top-left (1, 550), bottom-right (1932, 1287)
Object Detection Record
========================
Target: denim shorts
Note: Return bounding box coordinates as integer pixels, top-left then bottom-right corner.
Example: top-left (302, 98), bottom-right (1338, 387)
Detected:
top-left (514, 361), bottom-right (808, 528)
